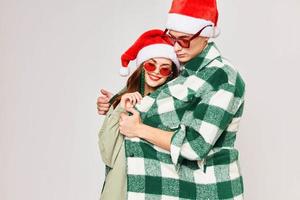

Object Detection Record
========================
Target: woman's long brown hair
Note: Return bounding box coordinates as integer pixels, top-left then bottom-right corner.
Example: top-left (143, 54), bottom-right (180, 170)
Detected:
top-left (111, 63), bottom-right (178, 108)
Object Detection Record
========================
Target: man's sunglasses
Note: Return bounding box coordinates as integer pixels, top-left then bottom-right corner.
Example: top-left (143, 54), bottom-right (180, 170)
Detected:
top-left (162, 24), bottom-right (212, 48)
top-left (143, 62), bottom-right (173, 77)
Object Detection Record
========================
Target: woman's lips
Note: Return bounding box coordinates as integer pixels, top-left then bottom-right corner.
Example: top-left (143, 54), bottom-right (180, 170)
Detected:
top-left (148, 73), bottom-right (161, 81)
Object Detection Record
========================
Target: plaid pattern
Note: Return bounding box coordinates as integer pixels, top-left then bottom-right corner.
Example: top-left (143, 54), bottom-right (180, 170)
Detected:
top-left (125, 42), bottom-right (245, 199)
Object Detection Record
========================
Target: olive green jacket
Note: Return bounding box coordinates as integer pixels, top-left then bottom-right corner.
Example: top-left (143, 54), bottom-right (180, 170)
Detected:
top-left (98, 104), bottom-right (127, 200)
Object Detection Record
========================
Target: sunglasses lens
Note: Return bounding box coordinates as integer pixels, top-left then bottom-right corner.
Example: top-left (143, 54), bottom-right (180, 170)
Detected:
top-left (144, 62), bottom-right (156, 72)
top-left (144, 62), bottom-right (172, 77)
top-left (178, 39), bottom-right (190, 48)
top-left (159, 68), bottom-right (172, 76)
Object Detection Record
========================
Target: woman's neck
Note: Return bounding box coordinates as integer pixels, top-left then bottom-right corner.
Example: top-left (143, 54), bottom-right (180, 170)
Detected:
top-left (144, 84), bottom-right (154, 95)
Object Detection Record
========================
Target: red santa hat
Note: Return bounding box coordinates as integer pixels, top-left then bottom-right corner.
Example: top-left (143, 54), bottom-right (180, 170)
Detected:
top-left (166, 0), bottom-right (220, 37)
top-left (120, 29), bottom-right (180, 76)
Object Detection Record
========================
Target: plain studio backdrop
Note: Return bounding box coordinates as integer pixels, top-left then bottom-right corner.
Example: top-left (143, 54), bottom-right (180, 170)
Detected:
top-left (1, 0), bottom-right (300, 199)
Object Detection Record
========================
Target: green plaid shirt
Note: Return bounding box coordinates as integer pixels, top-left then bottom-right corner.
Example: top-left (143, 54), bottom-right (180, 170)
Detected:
top-left (125, 42), bottom-right (245, 200)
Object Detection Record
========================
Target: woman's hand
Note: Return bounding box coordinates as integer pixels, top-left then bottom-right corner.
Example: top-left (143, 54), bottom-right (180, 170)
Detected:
top-left (120, 92), bottom-right (143, 109)
top-left (119, 107), bottom-right (142, 138)
top-left (120, 92), bottom-right (142, 109)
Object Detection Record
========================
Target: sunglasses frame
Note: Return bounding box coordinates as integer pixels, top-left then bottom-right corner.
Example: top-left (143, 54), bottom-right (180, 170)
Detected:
top-left (143, 61), bottom-right (173, 77)
top-left (163, 24), bottom-right (213, 48)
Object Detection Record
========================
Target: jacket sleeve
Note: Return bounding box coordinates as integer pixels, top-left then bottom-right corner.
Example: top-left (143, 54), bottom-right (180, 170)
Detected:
top-left (98, 105), bottom-right (125, 168)
top-left (170, 80), bottom-right (245, 167)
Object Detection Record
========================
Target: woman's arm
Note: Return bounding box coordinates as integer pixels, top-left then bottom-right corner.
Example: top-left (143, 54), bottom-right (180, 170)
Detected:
top-left (119, 107), bottom-right (173, 151)
top-left (98, 104), bottom-right (125, 167)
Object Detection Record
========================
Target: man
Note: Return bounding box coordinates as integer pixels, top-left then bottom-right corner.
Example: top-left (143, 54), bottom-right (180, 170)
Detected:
top-left (97, 0), bottom-right (245, 199)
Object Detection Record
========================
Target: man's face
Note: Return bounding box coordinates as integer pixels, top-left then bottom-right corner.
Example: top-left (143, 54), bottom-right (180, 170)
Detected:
top-left (168, 30), bottom-right (208, 63)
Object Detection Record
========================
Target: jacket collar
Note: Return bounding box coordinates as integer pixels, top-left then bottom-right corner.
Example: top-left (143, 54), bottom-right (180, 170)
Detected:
top-left (183, 42), bottom-right (222, 73)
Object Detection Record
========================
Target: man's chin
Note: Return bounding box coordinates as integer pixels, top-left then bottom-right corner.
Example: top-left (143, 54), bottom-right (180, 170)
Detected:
top-left (178, 56), bottom-right (190, 63)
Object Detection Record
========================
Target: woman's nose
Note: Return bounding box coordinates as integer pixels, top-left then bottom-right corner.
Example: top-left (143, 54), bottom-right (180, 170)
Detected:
top-left (153, 66), bottom-right (160, 74)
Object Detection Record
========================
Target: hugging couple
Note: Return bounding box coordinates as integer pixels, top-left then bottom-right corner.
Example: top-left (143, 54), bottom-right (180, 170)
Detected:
top-left (97, 0), bottom-right (245, 199)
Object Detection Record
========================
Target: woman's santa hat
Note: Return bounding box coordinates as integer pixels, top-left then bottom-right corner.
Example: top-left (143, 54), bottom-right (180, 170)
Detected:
top-left (166, 0), bottom-right (220, 37)
top-left (120, 29), bottom-right (180, 76)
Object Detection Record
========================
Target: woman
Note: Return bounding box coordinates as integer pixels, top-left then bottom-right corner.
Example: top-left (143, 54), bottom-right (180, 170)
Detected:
top-left (98, 29), bottom-right (180, 200)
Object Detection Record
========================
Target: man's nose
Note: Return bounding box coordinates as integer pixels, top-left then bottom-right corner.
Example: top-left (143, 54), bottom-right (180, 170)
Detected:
top-left (174, 42), bottom-right (182, 52)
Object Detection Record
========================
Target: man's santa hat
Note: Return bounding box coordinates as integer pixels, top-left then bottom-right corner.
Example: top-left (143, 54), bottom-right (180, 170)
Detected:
top-left (166, 0), bottom-right (220, 37)
top-left (120, 29), bottom-right (180, 76)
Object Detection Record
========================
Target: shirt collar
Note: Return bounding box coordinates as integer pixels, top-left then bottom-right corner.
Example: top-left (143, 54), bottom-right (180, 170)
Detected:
top-left (183, 42), bottom-right (221, 72)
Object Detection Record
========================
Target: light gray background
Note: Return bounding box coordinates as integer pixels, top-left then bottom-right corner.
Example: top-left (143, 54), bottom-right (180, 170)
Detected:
top-left (1, 0), bottom-right (300, 199)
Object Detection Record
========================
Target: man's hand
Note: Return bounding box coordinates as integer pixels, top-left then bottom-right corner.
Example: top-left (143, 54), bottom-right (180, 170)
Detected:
top-left (97, 89), bottom-right (113, 115)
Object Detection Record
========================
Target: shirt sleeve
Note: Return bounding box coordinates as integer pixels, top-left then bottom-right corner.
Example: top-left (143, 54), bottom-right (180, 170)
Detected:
top-left (170, 83), bottom-right (244, 167)
top-left (98, 104), bottom-right (126, 168)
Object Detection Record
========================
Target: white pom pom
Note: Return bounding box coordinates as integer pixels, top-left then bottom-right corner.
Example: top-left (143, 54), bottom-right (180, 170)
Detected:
top-left (200, 26), bottom-right (220, 38)
top-left (212, 26), bottom-right (220, 38)
top-left (120, 67), bottom-right (129, 76)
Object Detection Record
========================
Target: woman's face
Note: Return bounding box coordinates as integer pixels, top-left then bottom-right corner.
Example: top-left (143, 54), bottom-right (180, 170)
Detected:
top-left (143, 57), bottom-right (173, 90)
